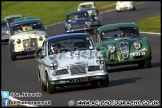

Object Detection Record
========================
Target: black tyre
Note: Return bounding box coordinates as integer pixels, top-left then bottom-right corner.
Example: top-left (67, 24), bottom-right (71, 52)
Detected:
top-left (10, 50), bottom-right (16, 61)
top-left (138, 59), bottom-right (151, 69)
top-left (144, 59), bottom-right (151, 68)
top-left (90, 80), bottom-right (98, 87)
top-left (90, 30), bottom-right (94, 35)
top-left (100, 75), bottom-right (109, 87)
top-left (133, 7), bottom-right (136, 10)
top-left (39, 71), bottom-right (47, 92)
top-left (106, 65), bottom-right (108, 71)
top-left (138, 61), bottom-right (144, 68)
top-left (46, 73), bottom-right (56, 94)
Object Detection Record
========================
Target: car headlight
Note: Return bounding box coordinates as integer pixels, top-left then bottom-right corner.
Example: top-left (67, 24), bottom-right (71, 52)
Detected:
top-left (85, 21), bottom-right (91, 27)
top-left (16, 39), bottom-right (21, 44)
top-left (49, 61), bottom-right (58, 70)
top-left (66, 23), bottom-right (71, 30)
top-left (94, 17), bottom-right (99, 20)
top-left (108, 45), bottom-right (115, 53)
top-left (133, 41), bottom-right (141, 50)
top-left (39, 36), bottom-right (43, 41)
top-left (96, 57), bottom-right (104, 64)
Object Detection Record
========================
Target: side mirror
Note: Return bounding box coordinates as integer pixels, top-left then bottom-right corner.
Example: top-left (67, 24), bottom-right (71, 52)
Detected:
top-left (45, 27), bottom-right (47, 30)
top-left (35, 48), bottom-right (44, 59)
top-left (96, 47), bottom-right (100, 51)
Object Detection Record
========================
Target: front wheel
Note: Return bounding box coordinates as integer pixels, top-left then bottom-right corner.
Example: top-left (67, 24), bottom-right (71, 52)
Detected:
top-left (89, 29), bottom-right (94, 35)
top-left (46, 73), bottom-right (56, 94)
top-left (132, 7), bottom-right (136, 11)
top-left (100, 75), bottom-right (109, 87)
top-left (10, 50), bottom-right (16, 61)
top-left (138, 59), bottom-right (151, 68)
top-left (39, 72), bottom-right (47, 92)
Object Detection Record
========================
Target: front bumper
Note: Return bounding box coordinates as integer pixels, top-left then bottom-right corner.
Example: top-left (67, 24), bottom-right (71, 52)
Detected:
top-left (12, 46), bottom-right (42, 56)
top-left (1, 36), bottom-right (9, 42)
top-left (116, 5), bottom-right (133, 11)
top-left (48, 71), bottom-right (108, 85)
top-left (91, 23), bottom-right (101, 27)
top-left (105, 55), bottom-right (152, 65)
top-left (1, 38), bottom-right (9, 42)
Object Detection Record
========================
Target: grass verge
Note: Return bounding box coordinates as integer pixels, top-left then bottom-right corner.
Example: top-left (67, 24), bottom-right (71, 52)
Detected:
top-left (135, 15), bottom-right (160, 33)
top-left (2, 1), bottom-right (141, 26)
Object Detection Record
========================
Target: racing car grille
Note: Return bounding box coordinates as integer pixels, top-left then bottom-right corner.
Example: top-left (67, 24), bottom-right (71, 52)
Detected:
top-left (71, 23), bottom-right (86, 29)
top-left (23, 38), bottom-right (38, 48)
top-left (70, 64), bottom-right (86, 74)
top-left (88, 66), bottom-right (100, 71)
top-left (120, 42), bottom-right (129, 58)
top-left (23, 39), bottom-right (30, 48)
top-left (54, 69), bottom-right (69, 76)
top-left (30, 38), bottom-right (38, 47)
top-left (1, 33), bottom-right (6, 36)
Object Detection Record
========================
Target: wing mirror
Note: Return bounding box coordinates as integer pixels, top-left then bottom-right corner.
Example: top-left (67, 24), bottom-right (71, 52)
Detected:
top-left (35, 48), bottom-right (44, 59)
top-left (96, 47), bottom-right (100, 51)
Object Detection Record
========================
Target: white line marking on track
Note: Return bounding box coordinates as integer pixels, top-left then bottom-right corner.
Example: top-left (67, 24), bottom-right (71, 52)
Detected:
top-left (140, 32), bottom-right (161, 35)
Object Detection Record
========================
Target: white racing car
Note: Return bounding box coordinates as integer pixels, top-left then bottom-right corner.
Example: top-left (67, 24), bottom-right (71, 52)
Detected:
top-left (116, 1), bottom-right (136, 12)
top-left (1, 14), bottom-right (24, 42)
top-left (8, 17), bottom-right (48, 61)
top-left (78, 2), bottom-right (97, 11)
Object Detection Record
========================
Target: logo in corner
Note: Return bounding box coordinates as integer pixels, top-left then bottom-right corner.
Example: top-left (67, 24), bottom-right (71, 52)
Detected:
top-left (1, 91), bottom-right (9, 99)
top-left (2, 99), bottom-right (10, 106)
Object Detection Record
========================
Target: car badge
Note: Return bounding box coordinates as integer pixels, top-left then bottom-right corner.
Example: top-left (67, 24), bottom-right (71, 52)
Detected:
top-left (26, 43), bottom-right (28, 46)
top-left (33, 43), bottom-right (35, 46)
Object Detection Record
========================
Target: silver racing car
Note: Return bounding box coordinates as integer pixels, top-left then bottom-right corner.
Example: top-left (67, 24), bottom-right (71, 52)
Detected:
top-left (36, 33), bottom-right (109, 94)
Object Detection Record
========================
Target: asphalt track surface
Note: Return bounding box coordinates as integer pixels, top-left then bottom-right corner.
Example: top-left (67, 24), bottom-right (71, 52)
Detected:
top-left (1, 1), bottom-right (161, 107)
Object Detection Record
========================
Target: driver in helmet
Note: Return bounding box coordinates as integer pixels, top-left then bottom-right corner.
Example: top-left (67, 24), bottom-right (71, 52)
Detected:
top-left (123, 29), bottom-right (131, 36)
top-left (50, 43), bottom-right (61, 55)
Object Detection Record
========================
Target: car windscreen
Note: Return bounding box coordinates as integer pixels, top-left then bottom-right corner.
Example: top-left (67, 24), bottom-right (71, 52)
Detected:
top-left (1, 21), bottom-right (7, 27)
top-left (11, 21), bottom-right (44, 35)
top-left (48, 36), bottom-right (94, 55)
top-left (80, 4), bottom-right (93, 9)
top-left (5, 17), bottom-right (23, 27)
top-left (67, 12), bottom-right (89, 21)
top-left (101, 27), bottom-right (139, 40)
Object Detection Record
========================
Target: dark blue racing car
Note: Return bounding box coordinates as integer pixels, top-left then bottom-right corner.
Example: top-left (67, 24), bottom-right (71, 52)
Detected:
top-left (65, 10), bottom-right (94, 34)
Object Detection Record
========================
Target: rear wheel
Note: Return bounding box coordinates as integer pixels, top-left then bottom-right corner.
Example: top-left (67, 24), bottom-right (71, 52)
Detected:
top-left (46, 73), bottom-right (56, 94)
top-left (100, 75), bottom-right (109, 87)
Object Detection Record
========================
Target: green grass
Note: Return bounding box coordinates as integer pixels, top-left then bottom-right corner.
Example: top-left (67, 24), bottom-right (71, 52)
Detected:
top-left (1, 1), bottom-right (115, 25)
top-left (2, 1), bottom-right (141, 26)
top-left (135, 15), bottom-right (161, 33)
top-left (2, 1), bottom-right (160, 33)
